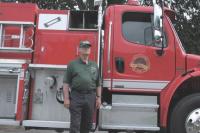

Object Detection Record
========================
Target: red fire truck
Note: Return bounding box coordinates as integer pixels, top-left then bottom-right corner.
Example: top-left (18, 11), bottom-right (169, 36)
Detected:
top-left (0, 0), bottom-right (200, 133)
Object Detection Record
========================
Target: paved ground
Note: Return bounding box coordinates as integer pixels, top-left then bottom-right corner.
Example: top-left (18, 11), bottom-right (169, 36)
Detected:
top-left (0, 126), bottom-right (156, 133)
top-left (0, 126), bottom-right (108, 133)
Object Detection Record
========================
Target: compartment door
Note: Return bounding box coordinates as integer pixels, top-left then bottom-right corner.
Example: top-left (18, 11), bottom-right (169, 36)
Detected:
top-left (0, 75), bottom-right (18, 118)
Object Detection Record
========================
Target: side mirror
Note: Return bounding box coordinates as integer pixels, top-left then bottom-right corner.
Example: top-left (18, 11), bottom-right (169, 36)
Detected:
top-left (154, 29), bottom-right (162, 43)
top-left (144, 26), bottom-right (162, 47)
top-left (153, 4), bottom-right (162, 29)
top-left (153, 4), bottom-right (162, 44)
top-left (94, 0), bottom-right (103, 6)
top-left (153, 2), bottom-right (164, 55)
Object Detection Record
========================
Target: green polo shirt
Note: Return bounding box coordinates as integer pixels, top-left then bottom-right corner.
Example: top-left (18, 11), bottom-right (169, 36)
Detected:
top-left (63, 58), bottom-right (101, 91)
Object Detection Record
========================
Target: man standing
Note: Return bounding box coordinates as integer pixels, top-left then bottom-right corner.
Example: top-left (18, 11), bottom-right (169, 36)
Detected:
top-left (63, 40), bottom-right (101, 133)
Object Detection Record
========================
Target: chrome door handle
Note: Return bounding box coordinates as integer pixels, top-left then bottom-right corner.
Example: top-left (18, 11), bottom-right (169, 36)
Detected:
top-left (107, 21), bottom-right (112, 73)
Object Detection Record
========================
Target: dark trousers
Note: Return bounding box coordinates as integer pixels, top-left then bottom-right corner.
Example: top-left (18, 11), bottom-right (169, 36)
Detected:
top-left (69, 90), bottom-right (96, 133)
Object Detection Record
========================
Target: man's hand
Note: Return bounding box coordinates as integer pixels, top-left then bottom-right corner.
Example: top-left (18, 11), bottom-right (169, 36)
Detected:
top-left (64, 98), bottom-right (70, 108)
top-left (96, 97), bottom-right (101, 109)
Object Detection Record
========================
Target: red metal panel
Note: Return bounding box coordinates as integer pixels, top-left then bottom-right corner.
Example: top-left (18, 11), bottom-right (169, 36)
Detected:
top-left (33, 10), bottom-right (98, 65)
top-left (160, 54), bottom-right (200, 127)
top-left (186, 54), bottom-right (200, 71)
top-left (33, 31), bottom-right (98, 64)
top-left (0, 3), bottom-right (38, 22)
top-left (16, 63), bottom-right (28, 121)
top-left (0, 53), bottom-right (32, 60)
top-left (160, 72), bottom-right (193, 127)
top-left (102, 6), bottom-right (115, 80)
top-left (16, 79), bottom-right (24, 120)
top-left (159, 16), bottom-right (187, 127)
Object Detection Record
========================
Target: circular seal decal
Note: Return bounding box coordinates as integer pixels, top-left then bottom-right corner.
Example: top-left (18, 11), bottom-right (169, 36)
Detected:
top-left (129, 55), bottom-right (150, 73)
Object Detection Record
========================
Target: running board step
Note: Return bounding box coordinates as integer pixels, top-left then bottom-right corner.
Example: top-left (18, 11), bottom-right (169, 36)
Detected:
top-left (22, 120), bottom-right (96, 129)
top-left (0, 119), bottom-right (20, 126)
top-left (99, 105), bottom-right (159, 131)
top-left (22, 120), bottom-right (70, 128)
top-left (99, 94), bottom-right (159, 131)
top-left (100, 124), bottom-right (160, 131)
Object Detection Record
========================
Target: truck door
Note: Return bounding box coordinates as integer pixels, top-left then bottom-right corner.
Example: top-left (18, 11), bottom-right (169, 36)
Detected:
top-left (110, 8), bottom-right (175, 92)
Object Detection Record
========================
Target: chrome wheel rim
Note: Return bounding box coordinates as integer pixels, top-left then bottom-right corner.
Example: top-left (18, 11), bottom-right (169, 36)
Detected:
top-left (185, 108), bottom-right (200, 133)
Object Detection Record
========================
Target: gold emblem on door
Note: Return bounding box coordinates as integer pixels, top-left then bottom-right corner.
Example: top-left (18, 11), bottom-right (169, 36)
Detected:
top-left (130, 55), bottom-right (150, 73)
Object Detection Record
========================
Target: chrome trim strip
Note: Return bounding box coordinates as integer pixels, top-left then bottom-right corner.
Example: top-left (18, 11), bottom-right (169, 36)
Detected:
top-left (107, 21), bottom-right (112, 73)
top-left (103, 79), bottom-right (169, 90)
top-left (97, 4), bottom-right (103, 67)
top-left (112, 103), bottom-right (159, 109)
top-left (14, 74), bottom-right (20, 114)
top-left (0, 72), bottom-right (19, 76)
top-left (0, 47), bottom-right (33, 53)
top-left (19, 25), bottom-right (24, 48)
top-left (68, 28), bottom-right (98, 31)
top-left (104, 78), bottom-right (170, 83)
top-left (29, 64), bottom-right (67, 70)
top-left (0, 68), bottom-right (20, 73)
top-left (0, 24), bottom-right (2, 47)
top-left (100, 124), bottom-right (160, 131)
top-left (22, 120), bottom-right (69, 128)
top-left (0, 59), bottom-right (28, 64)
top-left (0, 21), bottom-right (34, 25)
top-left (0, 65), bottom-right (22, 68)
top-left (111, 88), bottom-right (162, 92)
top-left (0, 119), bottom-right (20, 126)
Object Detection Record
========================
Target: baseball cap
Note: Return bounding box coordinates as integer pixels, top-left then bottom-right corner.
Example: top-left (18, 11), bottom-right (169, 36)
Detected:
top-left (79, 40), bottom-right (91, 48)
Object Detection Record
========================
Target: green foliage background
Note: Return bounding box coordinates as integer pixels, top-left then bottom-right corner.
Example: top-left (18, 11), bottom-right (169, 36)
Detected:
top-left (173, 0), bottom-right (200, 54)
top-left (1, 0), bottom-right (200, 54)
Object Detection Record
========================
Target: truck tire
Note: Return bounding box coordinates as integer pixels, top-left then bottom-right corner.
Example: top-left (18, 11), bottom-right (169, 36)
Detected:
top-left (170, 93), bottom-right (200, 133)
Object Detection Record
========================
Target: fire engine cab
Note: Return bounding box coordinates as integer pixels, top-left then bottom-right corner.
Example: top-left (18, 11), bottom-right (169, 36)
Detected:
top-left (0, 0), bottom-right (200, 133)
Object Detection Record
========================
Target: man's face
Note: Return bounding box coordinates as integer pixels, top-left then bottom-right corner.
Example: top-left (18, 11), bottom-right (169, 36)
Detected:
top-left (79, 47), bottom-right (91, 58)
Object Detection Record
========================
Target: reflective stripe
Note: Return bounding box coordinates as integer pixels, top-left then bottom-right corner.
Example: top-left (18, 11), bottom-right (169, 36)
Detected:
top-left (103, 79), bottom-right (169, 90)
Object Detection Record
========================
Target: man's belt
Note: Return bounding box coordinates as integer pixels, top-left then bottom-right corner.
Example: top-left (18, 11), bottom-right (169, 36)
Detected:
top-left (72, 89), bottom-right (96, 94)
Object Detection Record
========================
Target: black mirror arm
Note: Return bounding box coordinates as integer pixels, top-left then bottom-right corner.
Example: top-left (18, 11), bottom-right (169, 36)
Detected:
top-left (156, 34), bottom-right (164, 56)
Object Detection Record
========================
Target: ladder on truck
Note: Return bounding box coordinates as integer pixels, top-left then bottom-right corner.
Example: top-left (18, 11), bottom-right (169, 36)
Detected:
top-left (0, 21), bottom-right (34, 53)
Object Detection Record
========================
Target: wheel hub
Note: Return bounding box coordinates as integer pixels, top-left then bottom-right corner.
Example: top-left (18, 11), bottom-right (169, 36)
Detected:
top-left (185, 108), bottom-right (200, 133)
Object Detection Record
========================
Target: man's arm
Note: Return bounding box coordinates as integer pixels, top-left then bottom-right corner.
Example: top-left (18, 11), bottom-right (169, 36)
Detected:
top-left (63, 63), bottom-right (72, 108)
top-left (96, 64), bottom-right (102, 109)
top-left (63, 83), bottom-right (70, 100)
top-left (96, 86), bottom-right (102, 109)
top-left (96, 86), bottom-right (101, 98)
top-left (63, 83), bottom-right (70, 108)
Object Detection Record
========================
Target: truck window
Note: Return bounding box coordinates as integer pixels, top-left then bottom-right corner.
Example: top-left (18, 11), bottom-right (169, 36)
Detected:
top-left (69, 11), bottom-right (98, 30)
top-left (122, 12), bottom-right (167, 47)
top-left (122, 12), bottom-right (151, 45)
